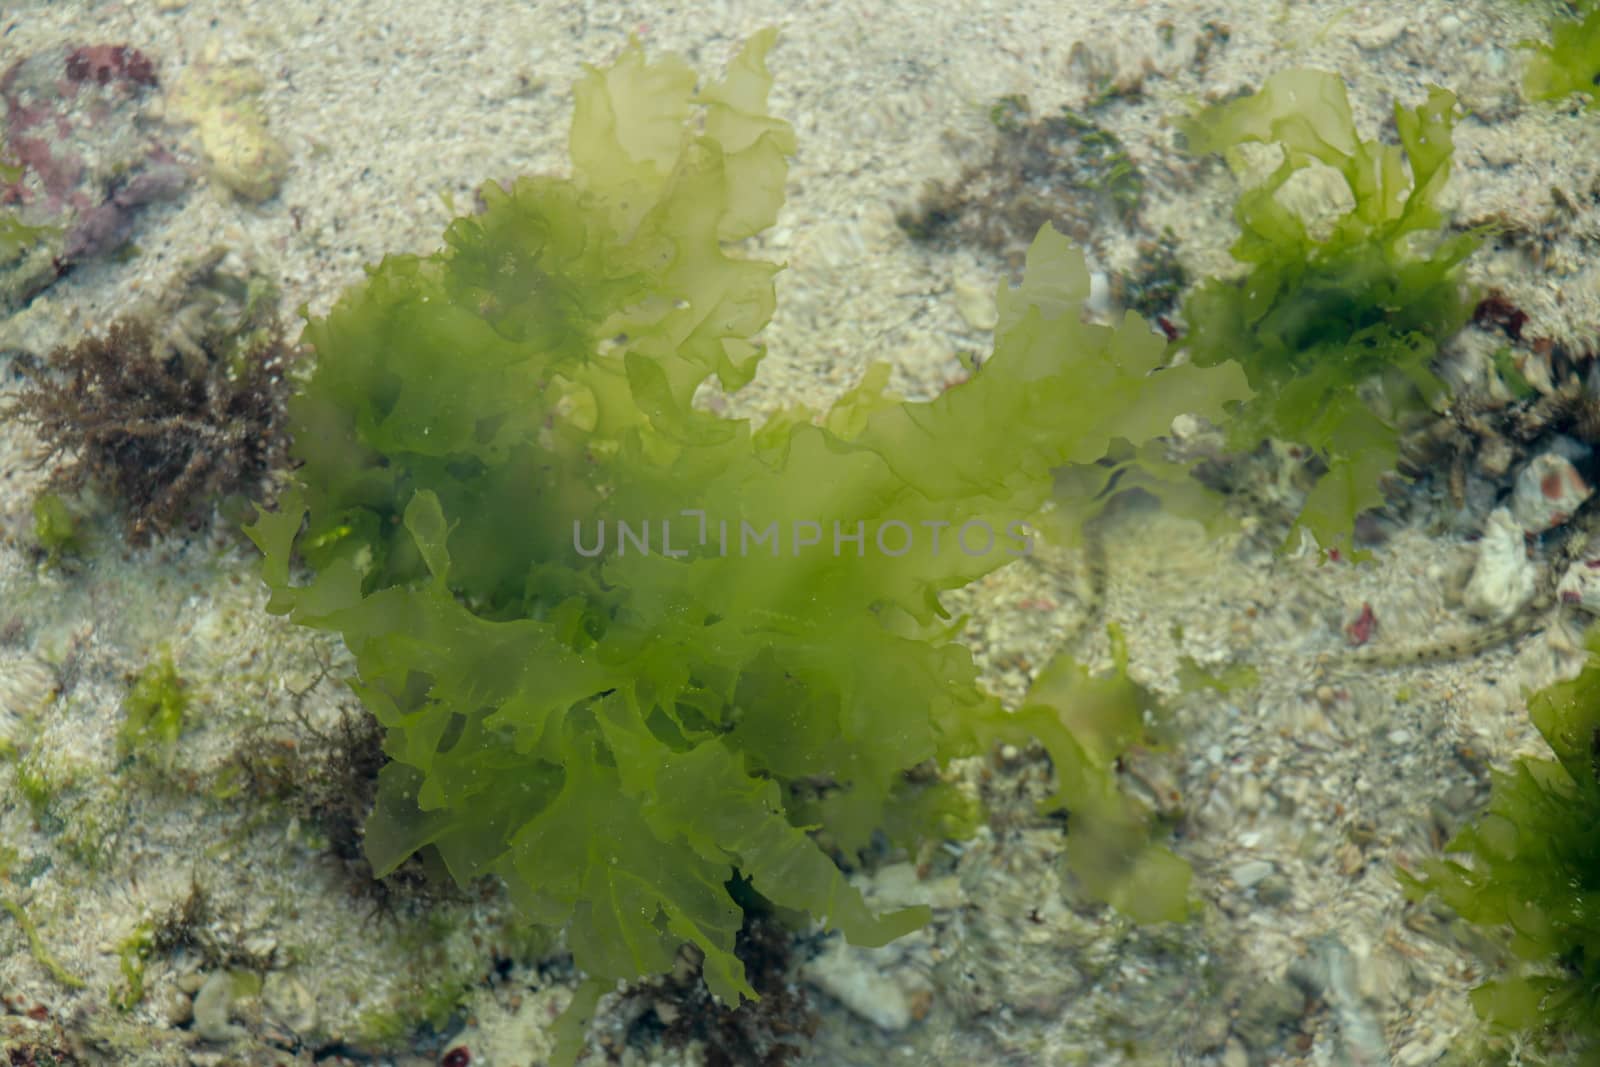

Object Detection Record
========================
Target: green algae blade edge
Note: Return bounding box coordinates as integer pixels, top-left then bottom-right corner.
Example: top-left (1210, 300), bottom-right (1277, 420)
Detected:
top-left (551, 978), bottom-right (607, 1067)
top-left (964, 625), bottom-right (1195, 925)
top-left (1, 895), bottom-right (85, 990)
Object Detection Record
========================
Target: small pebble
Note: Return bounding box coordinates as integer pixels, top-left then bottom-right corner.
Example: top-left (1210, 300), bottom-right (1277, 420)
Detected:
top-left (155, 985), bottom-right (194, 1028)
top-left (192, 972), bottom-right (246, 1043)
top-left (1557, 554), bottom-right (1600, 615)
top-left (1256, 874), bottom-right (1293, 906)
top-left (1231, 859), bottom-right (1274, 888)
top-left (1396, 1031), bottom-right (1450, 1066)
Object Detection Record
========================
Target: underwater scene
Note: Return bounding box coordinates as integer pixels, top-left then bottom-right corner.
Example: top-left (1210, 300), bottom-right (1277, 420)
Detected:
top-left (6, 1), bottom-right (1600, 1065)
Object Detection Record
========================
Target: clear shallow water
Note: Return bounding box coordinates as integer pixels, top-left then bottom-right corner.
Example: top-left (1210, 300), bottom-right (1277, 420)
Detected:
top-left (1, 2), bottom-right (1597, 1065)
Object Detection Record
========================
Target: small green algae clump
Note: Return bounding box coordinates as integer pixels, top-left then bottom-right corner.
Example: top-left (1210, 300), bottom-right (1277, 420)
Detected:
top-left (31, 491), bottom-right (82, 563)
top-left (1179, 70), bottom-right (1479, 553)
top-left (0, 210), bottom-right (62, 311)
top-left (1524, 2), bottom-right (1600, 108)
top-left (248, 31), bottom-right (1241, 1059)
top-left (0, 895), bottom-right (84, 990)
top-left (1400, 630), bottom-right (1600, 1057)
top-left (119, 651), bottom-right (188, 768)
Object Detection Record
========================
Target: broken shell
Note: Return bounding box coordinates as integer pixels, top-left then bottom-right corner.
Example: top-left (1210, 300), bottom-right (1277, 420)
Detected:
top-left (1558, 553), bottom-right (1600, 615)
top-left (1511, 451), bottom-right (1591, 534)
top-left (0, 650), bottom-right (58, 721)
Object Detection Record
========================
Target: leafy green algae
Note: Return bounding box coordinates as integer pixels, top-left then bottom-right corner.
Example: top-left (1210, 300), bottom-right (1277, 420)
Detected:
top-left (1401, 631), bottom-right (1600, 1057)
top-left (1524, 2), bottom-right (1600, 108)
top-left (118, 651), bottom-right (189, 768)
top-left (247, 31), bottom-right (1243, 1056)
top-left (1179, 70), bottom-right (1479, 552)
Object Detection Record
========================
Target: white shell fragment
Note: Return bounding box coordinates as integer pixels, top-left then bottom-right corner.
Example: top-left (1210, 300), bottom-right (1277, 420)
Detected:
top-left (804, 940), bottom-right (916, 1031)
top-left (1511, 451), bottom-right (1591, 534)
top-left (1462, 508), bottom-right (1536, 622)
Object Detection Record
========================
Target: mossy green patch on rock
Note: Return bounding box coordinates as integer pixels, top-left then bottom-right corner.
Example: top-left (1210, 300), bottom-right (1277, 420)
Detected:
top-left (0, 211), bottom-right (63, 312)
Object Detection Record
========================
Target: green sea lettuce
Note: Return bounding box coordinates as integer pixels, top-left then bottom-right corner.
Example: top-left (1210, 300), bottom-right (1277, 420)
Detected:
top-left (1179, 70), bottom-right (1479, 554)
top-left (1524, 3), bottom-right (1600, 107)
top-left (1399, 629), bottom-right (1600, 1055)
top-left (247, 30), bottom-right (1243, 1057)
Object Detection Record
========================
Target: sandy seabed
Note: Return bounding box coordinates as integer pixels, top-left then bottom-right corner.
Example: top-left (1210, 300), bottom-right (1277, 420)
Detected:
top-left (3, 1), bottom-right (1599, 1064)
